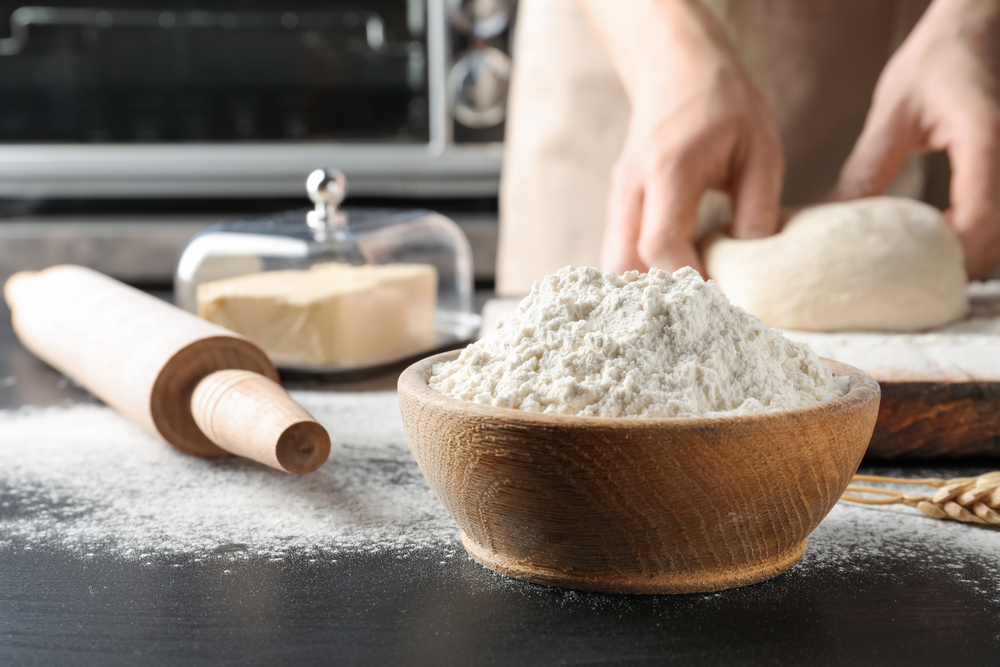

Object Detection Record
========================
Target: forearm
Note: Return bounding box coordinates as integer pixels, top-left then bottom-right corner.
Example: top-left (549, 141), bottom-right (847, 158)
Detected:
top-left (577, 0), bottom-right (743, 105)
top-left (906, 0), bottom-right (1000, 51)
top-left (920, 0), bottom-right (1000, 29)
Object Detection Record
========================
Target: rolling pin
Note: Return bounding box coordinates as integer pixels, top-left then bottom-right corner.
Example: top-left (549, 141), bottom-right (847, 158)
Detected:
top-left (4, 265), bottom-right (330, 474)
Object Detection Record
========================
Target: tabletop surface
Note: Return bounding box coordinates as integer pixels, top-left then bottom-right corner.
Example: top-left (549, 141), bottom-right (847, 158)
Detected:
top-left (1, 296), bottom-right (999, 667)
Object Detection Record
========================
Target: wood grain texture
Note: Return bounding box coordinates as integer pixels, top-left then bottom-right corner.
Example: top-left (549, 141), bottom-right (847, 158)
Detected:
top-left (191, 370), bottom-right (330, 474)
top-left (869, 381), bottom-right (1000, 458)
top-left (4, 265), bottom-right (329, 473)
top-left (399, 352), bottom-right (880, 594)
top-left (787, 289), bottom-right (1000, 458)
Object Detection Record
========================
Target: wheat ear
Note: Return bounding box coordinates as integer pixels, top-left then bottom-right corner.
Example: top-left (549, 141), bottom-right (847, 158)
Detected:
top-left (840, 472), bottom-right (1000, 526)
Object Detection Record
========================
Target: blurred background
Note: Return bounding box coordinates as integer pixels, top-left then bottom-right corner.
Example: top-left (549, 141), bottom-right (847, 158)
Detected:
top-left (0, 0), bottom-right (512, 288)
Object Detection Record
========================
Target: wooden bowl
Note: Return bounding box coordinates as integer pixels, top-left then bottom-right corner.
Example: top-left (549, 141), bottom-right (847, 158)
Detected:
top-left (398, 351), bottom-right (880, 594)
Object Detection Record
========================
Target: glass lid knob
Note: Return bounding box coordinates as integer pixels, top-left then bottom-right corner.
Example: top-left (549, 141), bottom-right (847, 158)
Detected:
top-left (306, 168), bottom-right (348, 234)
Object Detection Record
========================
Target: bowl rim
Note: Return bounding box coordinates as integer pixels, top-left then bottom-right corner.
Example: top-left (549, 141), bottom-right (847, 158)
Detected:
top-left (398, 350), bottom-right (881, 428)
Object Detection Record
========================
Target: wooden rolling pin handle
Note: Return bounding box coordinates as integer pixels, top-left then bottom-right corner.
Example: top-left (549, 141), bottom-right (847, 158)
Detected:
top-left (190, 370), bottom-right (331, 474)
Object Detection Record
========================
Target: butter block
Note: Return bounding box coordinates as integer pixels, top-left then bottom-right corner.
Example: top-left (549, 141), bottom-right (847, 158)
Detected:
top-left (196, 262), bottom-right (438, 367)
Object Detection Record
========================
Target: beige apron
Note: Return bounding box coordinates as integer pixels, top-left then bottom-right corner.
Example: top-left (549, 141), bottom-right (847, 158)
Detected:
top-left (496, 0), bottom-right (934, 296)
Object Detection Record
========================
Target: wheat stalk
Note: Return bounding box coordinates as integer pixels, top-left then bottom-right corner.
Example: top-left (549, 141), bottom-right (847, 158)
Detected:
top-left (840, 471), bottom-right (1000, 525)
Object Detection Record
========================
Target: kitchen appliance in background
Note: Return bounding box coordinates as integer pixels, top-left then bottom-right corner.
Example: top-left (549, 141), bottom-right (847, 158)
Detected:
top-left (0, 0), bottom-right (513, 284)
top-left (447, 0), bottom-right (511, 145)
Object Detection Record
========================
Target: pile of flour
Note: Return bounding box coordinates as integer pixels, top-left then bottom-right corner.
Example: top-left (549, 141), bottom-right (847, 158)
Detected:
top-left (430, 266), bottom-right (848, 417)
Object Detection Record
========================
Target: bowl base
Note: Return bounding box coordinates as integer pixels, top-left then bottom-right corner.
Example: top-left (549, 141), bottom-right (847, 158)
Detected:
top-left (461, 532), bottom-right (807, 595)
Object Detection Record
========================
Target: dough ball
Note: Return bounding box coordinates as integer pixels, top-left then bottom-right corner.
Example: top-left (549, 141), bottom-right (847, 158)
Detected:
top-left (702, 197), bottom-right (968, 332)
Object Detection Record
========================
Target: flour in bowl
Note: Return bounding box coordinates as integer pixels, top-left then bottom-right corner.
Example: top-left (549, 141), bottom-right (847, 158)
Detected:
top-left (429, 266), bottom-right (848, 417)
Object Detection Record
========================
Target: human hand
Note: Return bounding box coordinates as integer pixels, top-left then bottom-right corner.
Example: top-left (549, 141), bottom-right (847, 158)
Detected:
top-left (831, 0), bottom-right (1000, 278)
top-left (582, 0), bottom-right (784, 276)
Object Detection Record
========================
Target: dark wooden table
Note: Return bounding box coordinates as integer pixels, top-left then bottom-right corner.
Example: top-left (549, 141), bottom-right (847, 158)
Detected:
top-left (1, 297), bottom-right (998, 667)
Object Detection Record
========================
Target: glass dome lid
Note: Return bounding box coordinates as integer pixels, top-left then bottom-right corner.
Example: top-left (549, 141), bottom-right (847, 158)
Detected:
top-left (175, 169), bottom-right (479, 373)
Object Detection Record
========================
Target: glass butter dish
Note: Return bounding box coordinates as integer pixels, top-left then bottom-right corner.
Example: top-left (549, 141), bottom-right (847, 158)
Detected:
top-left (175, 169), bottom-right (479, 373)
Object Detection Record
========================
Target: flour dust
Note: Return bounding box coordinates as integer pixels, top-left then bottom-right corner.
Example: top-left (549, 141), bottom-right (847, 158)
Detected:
top-left (0, 395), bottom-right (997, 605)
top-left (0, 392), bottom-right (459, 559)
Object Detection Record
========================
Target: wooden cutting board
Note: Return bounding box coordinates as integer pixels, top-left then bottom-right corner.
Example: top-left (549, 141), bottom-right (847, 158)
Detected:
top-left (485, 282), bottom-right (1000, 459)
top-left (785, 281), bottom-right (1000, 459)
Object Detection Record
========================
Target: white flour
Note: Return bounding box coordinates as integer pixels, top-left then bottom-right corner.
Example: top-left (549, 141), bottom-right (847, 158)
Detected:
top-left (0, 392), bottom-right (459, 559)
top-left (0, 394), bottom-right (997, 604)
top-left (802, 479), bottom-right (1000, 604)
top-left (430, 266), bottom-right (847, 417)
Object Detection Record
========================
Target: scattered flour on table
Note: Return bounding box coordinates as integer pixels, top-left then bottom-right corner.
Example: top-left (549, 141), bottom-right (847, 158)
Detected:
top-left (802, 478), bottom-right (1000, 603)
top-left (0, 392), bottom-right (458, 559)
top-left (0, 397), bottom-right (997, 597)
top-left (430, 266), bottom-right (847, 417)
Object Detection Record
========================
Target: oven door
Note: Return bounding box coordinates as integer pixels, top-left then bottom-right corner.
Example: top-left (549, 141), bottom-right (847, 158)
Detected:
top-left (0, 0), bottom-right (502, 198)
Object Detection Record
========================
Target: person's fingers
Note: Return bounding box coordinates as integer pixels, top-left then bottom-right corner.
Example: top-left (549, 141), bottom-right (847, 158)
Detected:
top-left (730, 141), bottom-right (783, 239)
top-left (829, 104), bottom-right (917, 201)
top-left (945, 125), bottom-right (1000, 278)
top-left (600, 162), bottom-right (649, 274)
top-left (635, 160), bottom-right (706, 275)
